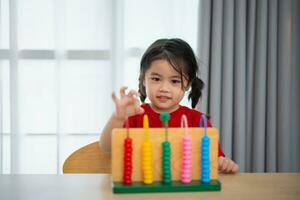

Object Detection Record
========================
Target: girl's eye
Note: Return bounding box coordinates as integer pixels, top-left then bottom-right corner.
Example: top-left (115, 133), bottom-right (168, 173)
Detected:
top-left (171, 79), bottom-right (181, 84)
top-left (151, 77), bottom-right (160, 81)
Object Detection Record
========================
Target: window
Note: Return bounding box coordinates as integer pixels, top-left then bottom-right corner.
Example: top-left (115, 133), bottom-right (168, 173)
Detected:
top-left (0, 0), bottom-right (199, 174)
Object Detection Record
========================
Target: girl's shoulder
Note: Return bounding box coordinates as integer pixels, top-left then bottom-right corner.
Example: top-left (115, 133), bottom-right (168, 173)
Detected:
top-left (178, 105), bottom-right (203, 116)
top-left (177, 105), bottom-right (212, 127)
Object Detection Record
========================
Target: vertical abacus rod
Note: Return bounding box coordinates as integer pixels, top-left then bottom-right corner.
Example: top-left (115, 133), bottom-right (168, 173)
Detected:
top-left (126, 118), bottom-right (129, 138)
top-left (199, 115), bottom-right (208, 136)
top-left (181, 115), bottom-right (192, 184)
top-left (160, 112), bottom-right (170, 140)
top-left (160, 112), bottom-right (171, 184)
top-left (142, 115), bottom-right (153, 184)
top-left (123, 118), bottom-right (133, 185)
top-left (200, 115), bottom-right (211, 183)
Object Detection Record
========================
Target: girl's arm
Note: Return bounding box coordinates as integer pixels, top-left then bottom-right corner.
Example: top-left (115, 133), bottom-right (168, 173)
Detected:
top-left (99, 113), bottom-right (125, 152)
top-left (99, 87), bottom-right (144, 152)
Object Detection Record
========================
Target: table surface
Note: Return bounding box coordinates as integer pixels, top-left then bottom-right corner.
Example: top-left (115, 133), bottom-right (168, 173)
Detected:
top-left (1, 173), bottom-right (299, 200)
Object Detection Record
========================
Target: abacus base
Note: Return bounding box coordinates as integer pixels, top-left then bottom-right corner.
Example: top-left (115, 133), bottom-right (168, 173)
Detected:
top-left (112, 180), bottom-right (221, 193)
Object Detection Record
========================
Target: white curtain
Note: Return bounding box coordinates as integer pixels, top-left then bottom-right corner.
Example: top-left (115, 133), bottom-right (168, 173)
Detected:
top-left (0, 0), bottom-right (200, 174)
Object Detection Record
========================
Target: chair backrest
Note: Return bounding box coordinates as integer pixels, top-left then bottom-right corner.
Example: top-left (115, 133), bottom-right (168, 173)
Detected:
top-left (63, 141), bottom-right (111, 173)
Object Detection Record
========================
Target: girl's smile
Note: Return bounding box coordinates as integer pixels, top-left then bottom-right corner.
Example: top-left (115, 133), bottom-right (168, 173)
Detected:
top-left (156, 95), bottom-right (172, 103)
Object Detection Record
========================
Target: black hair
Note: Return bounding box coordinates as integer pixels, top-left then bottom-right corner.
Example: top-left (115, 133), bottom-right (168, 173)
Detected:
top-left (138, 38), bottom-right (204, 108)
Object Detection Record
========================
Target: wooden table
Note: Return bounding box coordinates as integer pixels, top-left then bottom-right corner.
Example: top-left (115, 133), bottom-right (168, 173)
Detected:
top-left (0, 173), bottom-right (299, 200)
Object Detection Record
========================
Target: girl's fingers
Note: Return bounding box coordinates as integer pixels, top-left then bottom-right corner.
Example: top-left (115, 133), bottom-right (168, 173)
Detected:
top-left (231, 163), bottom-right (239, 173)
top-left (225, 160), bottom-right (234, 173)
top-left (218, 157), bottom-right (239, 174)
top-left (112, 87), bottom-right (142, 117)
top-left (218, 157), bottom-right (224, 170)
top-left (111, 91), bottom-right (118, 103)
top-left (127, 90), bottom-right (139, 98)
top-left (120, 86), bottom-right (128, 98)
top-left (221, 158), bottom-right (229, 172)
top-left (120, 97), bottom-right (135, 107)
top-left (112, 91), bottom-right (132, 109)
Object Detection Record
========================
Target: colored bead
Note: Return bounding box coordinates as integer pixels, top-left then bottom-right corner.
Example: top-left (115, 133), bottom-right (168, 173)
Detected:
top-left (142, 139), bottom-right (153, 184)
top-left (201, 135), bottom-right (211, 183)
top-left (181, 133), bottom-right (192, 184)
top-left (123, 136), bottom-right (133, 185)
top-left (162, 141), bottom-right (172, 184)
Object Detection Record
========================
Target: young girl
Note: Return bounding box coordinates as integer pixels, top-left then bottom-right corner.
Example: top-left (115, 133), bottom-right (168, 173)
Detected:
top-left (100, 38), bottom-right (239, 174)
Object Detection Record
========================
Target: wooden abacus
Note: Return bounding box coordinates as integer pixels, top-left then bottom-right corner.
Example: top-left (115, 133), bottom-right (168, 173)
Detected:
top-left (111, 114), bottom-right (221, 193)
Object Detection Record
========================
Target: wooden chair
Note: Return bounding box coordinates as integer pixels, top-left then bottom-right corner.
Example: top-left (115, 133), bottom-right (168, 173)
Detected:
top-left (63, 141), bottom-right (111, 173)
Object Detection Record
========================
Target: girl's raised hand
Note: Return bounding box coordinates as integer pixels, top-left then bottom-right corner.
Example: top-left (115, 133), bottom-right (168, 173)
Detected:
top-left (112, 86), bottom-right (144, 120)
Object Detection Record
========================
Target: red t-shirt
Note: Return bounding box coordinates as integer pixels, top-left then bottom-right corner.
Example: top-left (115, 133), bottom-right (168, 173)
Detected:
top-left (124, 103), bottom-right (225, 157)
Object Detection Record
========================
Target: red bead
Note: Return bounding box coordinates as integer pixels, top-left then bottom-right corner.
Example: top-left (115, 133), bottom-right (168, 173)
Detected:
top-left (124, 163), bottom-right (131, 168)
top-left (125, 168), bottom-right (132, 172)
top-left (126, 152), bottom-right (132, 157)
top-left (124, 163), bottom-right (132, 169)
top-left (125, 141), bottom-right (132, 145)
top-left (124, 142), bottom-right (132, 146)
top-left (125, 162), bottom-right (132, 166)
top-left (123, 137), bottom-right (133, 185)
top-left (123, 179), bottom-right (132, 185)
top-left (123, 174), bottom-right (131, 180)
top-left (124, 157), bottom-right (132, 162)
top-left (124, 171), bottom-right (132, 176)
top-left (125, 148), bottom-right (133, 153)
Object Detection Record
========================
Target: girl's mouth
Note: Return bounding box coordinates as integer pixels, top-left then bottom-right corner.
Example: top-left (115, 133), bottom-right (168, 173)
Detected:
top-left (157, 96), bottom-right (171, 103)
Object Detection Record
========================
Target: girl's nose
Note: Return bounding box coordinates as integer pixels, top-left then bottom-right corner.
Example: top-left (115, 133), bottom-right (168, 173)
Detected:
top-left (159, 88), bottom-right (168, 92)
top-left (159, 82), bottom-right (170, 93)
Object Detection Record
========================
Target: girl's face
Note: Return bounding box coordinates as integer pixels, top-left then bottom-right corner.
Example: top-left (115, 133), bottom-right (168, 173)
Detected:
top-left (143, 59), bottom-right (188, 113)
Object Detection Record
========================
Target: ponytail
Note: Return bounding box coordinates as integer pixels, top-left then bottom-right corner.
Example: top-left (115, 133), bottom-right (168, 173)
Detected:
top-left (188, 77), bottom-right (204, 108)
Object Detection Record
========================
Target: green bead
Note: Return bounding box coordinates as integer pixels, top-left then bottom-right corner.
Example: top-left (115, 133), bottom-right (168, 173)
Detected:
top-left (163, 155), bottom-right (170, 159)
top-left (163, 159), bottom-right (170, 163)
top-left (163, 142), bottom-right (170, 147)
top-left (163, 153), bottom-right (170, 157)
top-left (160, 112), bottom-right (170, 123)
top-left (163, 148), bottom-right (170, 152)
top-left (163, 178), bottom-right (171, 183)
top-left (163, 146), bottom-right (170, 150)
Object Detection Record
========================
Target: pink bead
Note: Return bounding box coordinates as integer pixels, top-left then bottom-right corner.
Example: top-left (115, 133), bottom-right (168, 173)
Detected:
top-left (183, 139), bottom-right (192, 144)
top-left (183, 146), bottom-right (192, 151)
top-left (184, 154), bottom-right (192, 159)
top-left (181, 178), bottom-right (191, 184)
top-left (183, 166), bottom-right (190, 169)
top-left (181, 173), bottom-right (191, 178)
top-left (183, 140), bottom-right (192, 144)
top-left (181, 134), bottom-right (192, 184)
top-left (183, 159), bottom-right (191, 165)
top-left (180, 115), bottom-right (193, 184)
top-left (183, 150), bottom-right (192, 155)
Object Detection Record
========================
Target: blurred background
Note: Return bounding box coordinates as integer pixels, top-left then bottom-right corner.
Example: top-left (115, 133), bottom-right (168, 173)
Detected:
top-left (0, 0), bottom-right (299, 174)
